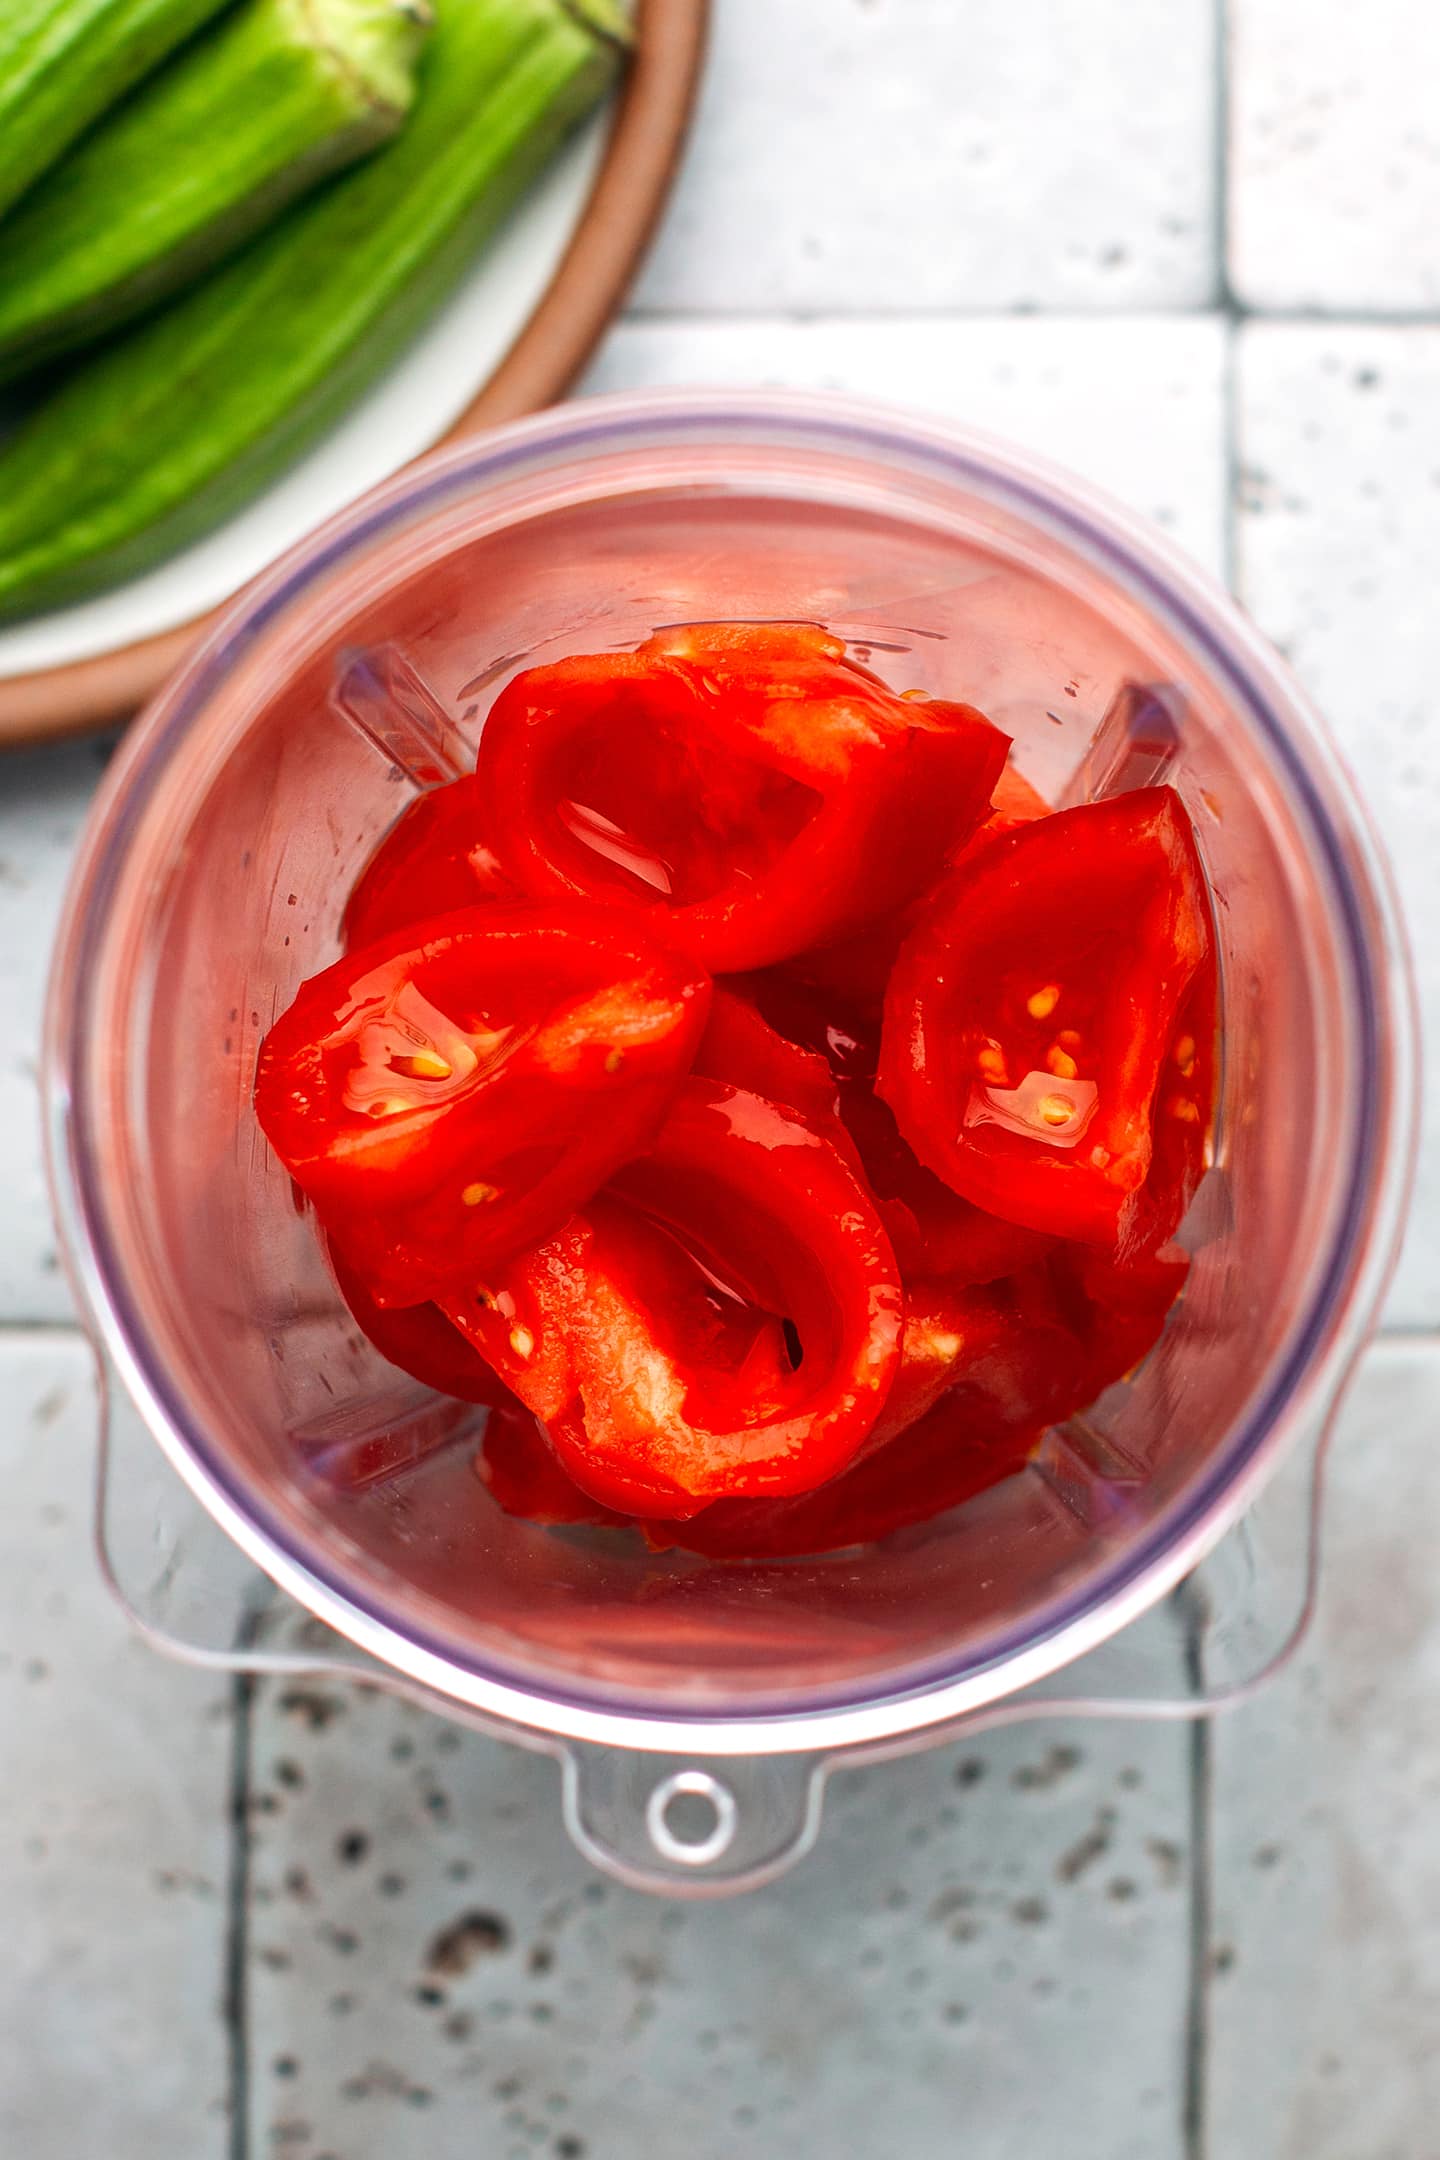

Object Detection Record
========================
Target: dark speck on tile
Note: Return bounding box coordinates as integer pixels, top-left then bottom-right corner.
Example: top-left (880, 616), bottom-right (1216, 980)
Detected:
top-left (1107, 1877), bottom-right (1138, 1903)
top-left (427, 1910), bottom-right (512, 1974)
top-left (1012, 1896), bottom-right (1049, 1926)
top-left (1146, 1837), bottom-right (1185, 1888)
top-left (1012, 1744), bottom-right (1082, 1791)
top-left (954, 1758), bottom-right (986, 1788)
top-left (529, 1943), bottom-right (555, 1975)
top-left (338, 1829), bottom-right (370, 1866)
top-left (277, 1687), bottom-right (345, 1730)
top-left (378, 1872), bottom-right (406, 1898)
top-left (1056, 1808), bottom-right (1116, 1884)
top-left (272, 2056), bottom-right (298, 2079)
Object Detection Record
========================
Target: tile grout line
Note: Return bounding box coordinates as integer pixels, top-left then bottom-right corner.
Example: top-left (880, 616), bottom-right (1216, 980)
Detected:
top-left (1211, 0), bottom-right (1240, 319)
top-left (1181, 1582), bottom-right (1215, 2160)
top-left (222, 1674), bottom-right (256, 2160)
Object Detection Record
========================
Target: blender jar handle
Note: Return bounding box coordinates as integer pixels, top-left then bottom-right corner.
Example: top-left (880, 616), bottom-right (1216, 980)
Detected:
top-left (560, 1745), bottom-right (826, 1897)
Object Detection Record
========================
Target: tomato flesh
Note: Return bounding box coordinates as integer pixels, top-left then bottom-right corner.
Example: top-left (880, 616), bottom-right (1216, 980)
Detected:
top-left (255, 624), bottom-right (1218, 1558)
top-left (255, 902), bottom-right (710, 1304)
top-left (878, 787), bottom-right (1213, 1244)
top-left (474, 622), bottom-right (1008, 971)
top-left (343, 774), bottom-right (517, 951)
top-left (440, 1079), bottom-right (903, 1517)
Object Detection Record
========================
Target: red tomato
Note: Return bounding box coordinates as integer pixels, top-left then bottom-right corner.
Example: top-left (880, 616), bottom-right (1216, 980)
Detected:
top-left (328, 1247), bottom-right (510, 1405)
top-left (439, 1079), bottom-right (903, 1518)
top-left (474, 622), bottom-right (1008, 971)
top-left (782, 759), bottom-right (1054, 1014)
top-left (836, 1079), bottom-right (1057, 1287)
top-left (1120, 942), bottom-right (1219, 1260)
top-left (655, 1271), bottom-right (1088, 1558)
top-left (705, 972), bottom-right (1055, 1287)
top-left (254, 903), bottom-right (711, 1305)
top-left (475, 1400), bottom-right (633, 1528)
top-left (878, 787), bottom-right (1213, 1244)
top-left (965, 761), bottom-right (1052, 847)
top-left (1050, 1239), bottom-right (1192, 1401)
top-left (692, 984), bottom-right (839, 1123)
top-left (343, 774), bottom-right (517, 950)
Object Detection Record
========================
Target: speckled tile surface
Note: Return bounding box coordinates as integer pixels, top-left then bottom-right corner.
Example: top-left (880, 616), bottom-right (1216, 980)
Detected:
top-left (1229, 0), bottom-right (1440, 312)
top-left (631, 0), bottom-right (1218, 314)
top-left (1207, 1341), bottom-right (1440, 2160)
top-left (243, 1696), bottom-right (1192, 2160)
top-left (1235, 324), bottom-right (1440, 1327)
top-left (0, 1335), bottom-right (234, 2157)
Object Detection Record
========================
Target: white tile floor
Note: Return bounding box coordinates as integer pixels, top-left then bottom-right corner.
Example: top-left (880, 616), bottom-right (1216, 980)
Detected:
top-left (2, 1), bottom-right (1438, 2153)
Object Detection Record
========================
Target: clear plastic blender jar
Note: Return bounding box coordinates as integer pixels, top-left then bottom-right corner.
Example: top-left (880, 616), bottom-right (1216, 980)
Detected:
top-left (44, 392), bottom-right (1417, 1893)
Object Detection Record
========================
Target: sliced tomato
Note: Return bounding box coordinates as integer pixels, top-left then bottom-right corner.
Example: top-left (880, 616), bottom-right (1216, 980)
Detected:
top-left (878, 787), bottom-right (1213, 1243)
top-left (654, 1271), bottom-right (1087, 1558)
top-left (1120, 942), bottom-right (1219, 1260)
top-left (329, 1246), bottom-right (511, 1405)
top-left (474, 621), bottom-right (1007, 971)
top-left (475, 1400), bottom-right (633, 1528)
top-left (692, 984), bottom-right (839, 1123)
top-left (782, 759), bottom-right (1055, 1013)
top-left (343, 774), bottom-right (518, 951)
top-left (1050, 1240), bottom-right (1192, 1401)
top-left (836, 1078), bottom-right (1057, 1286)
top-left (254, 903), bottom-right (710, 1304)
top-left (439, 1079), bottom-right (903, 1518)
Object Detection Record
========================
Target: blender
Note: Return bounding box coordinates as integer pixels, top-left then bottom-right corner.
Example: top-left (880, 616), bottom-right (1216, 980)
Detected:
top-left (43, 391), bottom-right (1417, 1893)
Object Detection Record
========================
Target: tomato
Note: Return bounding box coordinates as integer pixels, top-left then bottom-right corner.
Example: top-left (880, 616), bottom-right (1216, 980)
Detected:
top-left (1119, 942), bottom-right (1219, 1260)
top-left (1050, 1239), bottom-right (1192, 1401)
top-left (474, 622), bottom-right (1007, 971)
top-left (655, 1270), bottom-right (1088, 1558)
top-left (439, 1078), bottom-right (903, 1518)
top-left (343, 774), bottom-right (517, 951)
top-left (692, 984), bottom-right (839, 1123)
top-left (329, 1246), bottom-right (511, 1404)
top-left (475, 1399), bottom-right (633, 1528)
top-left (964, 761), bottom-right (1052, 848)
top-left (781, 760), bottom-right (1053, 1014)
top-left (704, 973), bottom-right (1055, 1287)
top-left (835, 1078), bottom-right (1056, 1286)
top-left (878, 787), bottom-right (1213, 1244)
top-left (254, 903), bottom-right (710, 1304)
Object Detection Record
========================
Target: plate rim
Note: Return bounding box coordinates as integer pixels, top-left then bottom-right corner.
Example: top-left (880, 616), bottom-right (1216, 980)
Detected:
top-left (0, 0), bottom-right (709, 750)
